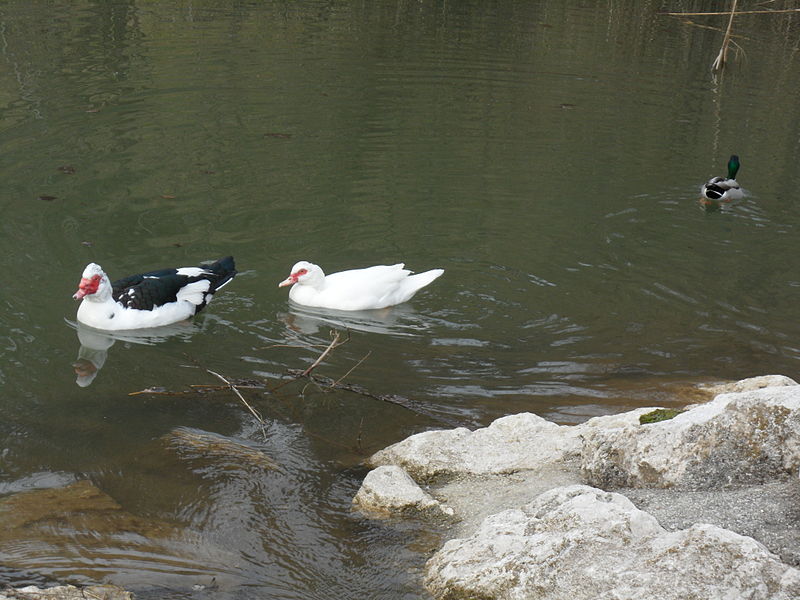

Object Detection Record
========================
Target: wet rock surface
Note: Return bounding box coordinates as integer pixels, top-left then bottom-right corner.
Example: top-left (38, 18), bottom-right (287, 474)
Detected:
top-left (354, 375), bottom-right (800, 599)
top-left (424, 485), bottom-right (800, 600)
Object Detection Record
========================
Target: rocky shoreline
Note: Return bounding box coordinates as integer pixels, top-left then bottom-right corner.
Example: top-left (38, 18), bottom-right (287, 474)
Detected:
top-left (4, 375), bottom-right (798, 599)
top-left (353, 374), bottom-right (800, 600)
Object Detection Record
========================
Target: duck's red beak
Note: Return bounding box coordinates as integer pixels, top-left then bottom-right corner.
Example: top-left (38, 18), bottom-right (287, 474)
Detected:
top-left (278, 274), bottom-right (297, 288)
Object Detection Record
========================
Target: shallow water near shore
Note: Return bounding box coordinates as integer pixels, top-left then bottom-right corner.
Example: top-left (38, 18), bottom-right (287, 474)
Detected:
top-left (2, 1), bottom-right (800, 597)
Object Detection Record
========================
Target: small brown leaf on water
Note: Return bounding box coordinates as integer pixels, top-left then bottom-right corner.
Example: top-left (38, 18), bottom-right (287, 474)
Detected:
top-left (264, 132), bottom-right (292, 139)
top-left (38, 195), bottom-right (58, 201)
top-left (58, 165), bottom-right (76, 174)
top-left (161, 194), bottom-right (176, 199)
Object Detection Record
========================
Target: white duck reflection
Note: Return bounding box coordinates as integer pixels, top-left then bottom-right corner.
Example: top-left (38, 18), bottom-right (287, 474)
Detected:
top-left (67, 320), bottom-right (199, 387)
top-left (280, 303), bottom-right (433, 338)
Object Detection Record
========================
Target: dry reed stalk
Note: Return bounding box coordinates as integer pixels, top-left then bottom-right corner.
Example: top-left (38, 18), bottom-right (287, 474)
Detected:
top-left (712, 0), bottom-right (739, 72)
top-left (664, 8), bottom-right (800, 16)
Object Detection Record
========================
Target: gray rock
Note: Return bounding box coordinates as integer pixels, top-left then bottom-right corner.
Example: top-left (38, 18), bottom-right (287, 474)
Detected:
top-left (352, 465), bottom-right (454, 518)
top-left (356, 375), bottom-right (800, 598)
top-left (700, 374), bottom-right (798, 397)
top-left (0, 585), bottom-right (133, 600)
top-left (368, 412), bottom-right (584, 480)
top-left (424, 485), bottom-right (800, 600)
top-left (619, 480), bottom-right (800, 567)
top-left (581, 385), bottom-right (800, 489)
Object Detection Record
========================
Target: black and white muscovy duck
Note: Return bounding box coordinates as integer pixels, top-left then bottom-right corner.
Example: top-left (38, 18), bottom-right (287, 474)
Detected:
top-left (278, 261), bottom-right (444, 310)
top-left (73, 256), bottom-right (237, 330)
top-left (701, 155), bottom-right (744, 205)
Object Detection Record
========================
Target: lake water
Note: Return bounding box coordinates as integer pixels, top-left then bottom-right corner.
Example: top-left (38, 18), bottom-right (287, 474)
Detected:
top-left (2, 1), bottom-right (800, 598)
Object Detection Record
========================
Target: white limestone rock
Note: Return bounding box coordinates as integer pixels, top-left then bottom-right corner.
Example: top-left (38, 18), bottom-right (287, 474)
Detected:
top-left (581, 385), bottom-right (800, 488)
top-left (424, 485), bottom-right (800, 600)
top-left (353, 465), bottom-right (453, 518)
top-left (367, 413), bottom-right (583, 480)
top-left (700, 374), bottom-right (798, 397)
top-left (0, 585), bottom-right (133, 600)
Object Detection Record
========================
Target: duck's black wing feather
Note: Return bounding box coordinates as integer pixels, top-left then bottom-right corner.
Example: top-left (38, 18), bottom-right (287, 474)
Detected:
top-left (112, 270), bottom-right (190, 311)
top-left (111, 257), bottom-right (237, 312)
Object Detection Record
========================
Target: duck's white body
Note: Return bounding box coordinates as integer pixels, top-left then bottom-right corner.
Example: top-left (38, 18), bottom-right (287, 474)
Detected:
top-left (279, 261), bottom-right (443, 311)
top-left (74, 257), bottom-right (236, 331)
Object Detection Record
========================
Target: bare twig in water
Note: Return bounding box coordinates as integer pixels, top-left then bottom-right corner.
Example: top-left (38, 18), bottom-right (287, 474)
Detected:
top-left (270, 330), bottom-right (350, 392)
top-left (285, 368), bottom-right (461, 427)
top-left (356, 416), bottom-right (364, 453)
top-left (207, 369), bottom-right (265, 426)
top-left (663, 8), bottom-right (800, 16)
top-left (712, 0), bottom-right (739, 72)
top-left (189, 383), bottom-right (265, 391)
top-left (301, 330), bottom-right (346, 377)
top-left (129, 387), bottom-right (185, 396)
top-left (333, 351), bottom-right (371, 387)
top-left (258, 341), bottom-right (338, 350)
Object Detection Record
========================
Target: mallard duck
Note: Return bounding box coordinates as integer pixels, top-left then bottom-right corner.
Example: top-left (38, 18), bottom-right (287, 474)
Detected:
top-left (701, 155), bottom-right (743, 203)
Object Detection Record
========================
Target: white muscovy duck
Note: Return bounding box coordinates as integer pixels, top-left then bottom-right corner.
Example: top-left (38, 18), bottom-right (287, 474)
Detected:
top-left (278, 261), bottom-right (444, 311)
top-left (73, 256), bottom-right (236, 330)
top-left (701, 154), bottom-right (744, 204)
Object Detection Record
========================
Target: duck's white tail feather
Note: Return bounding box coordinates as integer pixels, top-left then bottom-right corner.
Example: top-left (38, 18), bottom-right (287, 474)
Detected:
top-left (401, 269), bottom-right (444, 296)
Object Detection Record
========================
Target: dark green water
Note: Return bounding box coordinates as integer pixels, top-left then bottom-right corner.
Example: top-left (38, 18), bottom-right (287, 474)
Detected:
top-left (2, 1), bottom-right (800, 597)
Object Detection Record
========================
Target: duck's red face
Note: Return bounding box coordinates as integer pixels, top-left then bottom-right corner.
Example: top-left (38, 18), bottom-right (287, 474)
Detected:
top-left (73, 274), bottom-right (102, 299)
top-left (278, 267), bottom-right (308, 287)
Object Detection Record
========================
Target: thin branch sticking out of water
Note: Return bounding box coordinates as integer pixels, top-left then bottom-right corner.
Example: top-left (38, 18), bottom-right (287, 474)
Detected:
top-left (270, 330), bottom-right (350, 392)
top-left (285, 367), bottom-right (461, 428)
top-left (128, 328), bottom-right (463, 431)
top-left (207, 369), bottom-right (265, 427)
top-left (663, 8), bottom-right (800, 16)
top-left (712, 0), bottom-right (739, 72)
top-left (301, 330), bottom-right (343, 377)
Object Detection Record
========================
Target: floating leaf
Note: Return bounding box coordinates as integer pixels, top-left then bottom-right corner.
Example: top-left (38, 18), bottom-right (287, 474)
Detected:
top-left (161, 194), bottom-right (176, 199)
top-left (38, 195), bottom-right (57, 201)
top-left (58, 165), bottom-right (76, 174)
top-left (264, 132), bottom-right (292, 139)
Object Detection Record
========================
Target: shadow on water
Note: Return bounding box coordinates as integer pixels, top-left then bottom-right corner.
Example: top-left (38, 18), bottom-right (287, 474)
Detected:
top-left (279, 302), bottom-right (436, 338)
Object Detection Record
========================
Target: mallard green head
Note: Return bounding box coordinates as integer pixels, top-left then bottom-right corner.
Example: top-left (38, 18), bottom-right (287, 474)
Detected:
top-left (727, 155), bottom-right (740, 180)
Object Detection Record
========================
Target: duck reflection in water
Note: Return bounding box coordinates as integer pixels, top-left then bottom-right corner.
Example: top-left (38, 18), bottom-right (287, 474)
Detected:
top-left (279, 303), bottom-right (433, 339)
top-left (69, 320), bottom-right (199, 387)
